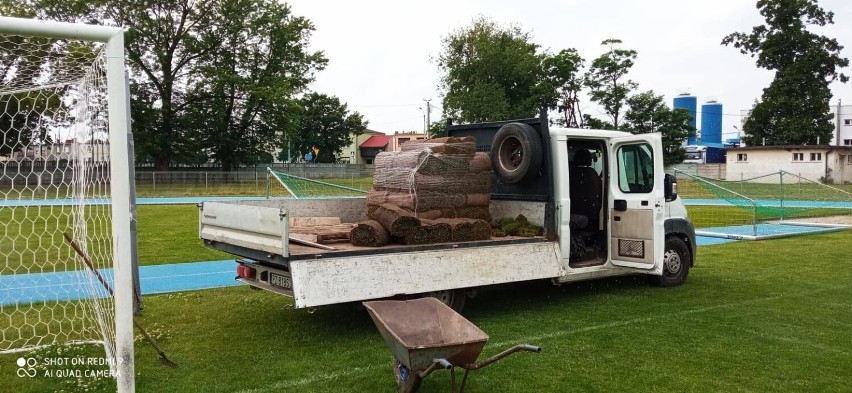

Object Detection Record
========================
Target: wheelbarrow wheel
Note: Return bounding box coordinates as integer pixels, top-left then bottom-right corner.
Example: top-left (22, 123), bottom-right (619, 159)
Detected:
top-left (393, 358), bottom-right (422, 393)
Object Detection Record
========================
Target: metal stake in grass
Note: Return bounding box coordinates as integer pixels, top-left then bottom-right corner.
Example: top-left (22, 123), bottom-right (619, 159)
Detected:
top-left (63, 232), bottom-right (178, 367)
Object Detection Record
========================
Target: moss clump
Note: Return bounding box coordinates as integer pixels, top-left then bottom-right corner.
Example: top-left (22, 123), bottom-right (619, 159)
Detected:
top-left (502, 222), bottom-right (521, 236)
top-left (498, 216), bottom-right (543, 237)
top-left (518, 228), bottom-right (540, 237)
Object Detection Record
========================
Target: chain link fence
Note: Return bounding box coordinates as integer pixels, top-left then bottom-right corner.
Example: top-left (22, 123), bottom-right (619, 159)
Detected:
top-left (134, 164), bottom-right (375, 197)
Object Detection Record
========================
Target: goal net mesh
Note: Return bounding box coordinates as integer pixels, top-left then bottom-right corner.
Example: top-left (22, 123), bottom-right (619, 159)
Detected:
top-left (0, 31), bottom-right (117, 368)
top-left (267, 167), bottom-right (369, 198)
top-left (675, 169), bottom-right (852, 239)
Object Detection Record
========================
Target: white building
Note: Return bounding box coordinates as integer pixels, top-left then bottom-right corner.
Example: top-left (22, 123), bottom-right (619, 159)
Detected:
top-left (738, 101), bottom-right (852, 146)
top-left (726, 145), bottom-right (852, 184)
top-left (832, 102), bottom-right (852, 146)
top-left (2, 139), bottom-right (110, 163)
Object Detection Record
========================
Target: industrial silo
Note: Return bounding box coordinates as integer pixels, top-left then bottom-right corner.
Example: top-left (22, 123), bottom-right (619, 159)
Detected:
top-left (700, 100), bottom-right (723, 144)
top-left (673, 92), bottom-right (697, 145)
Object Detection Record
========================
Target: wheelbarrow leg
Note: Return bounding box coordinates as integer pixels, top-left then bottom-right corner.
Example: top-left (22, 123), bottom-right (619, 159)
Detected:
top-left (457, 344), bottom-right (541, 393)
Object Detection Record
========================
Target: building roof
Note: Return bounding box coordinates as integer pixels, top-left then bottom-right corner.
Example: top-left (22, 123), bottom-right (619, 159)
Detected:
top-left (360, 135), bottom-right (392, 148)
top-left (360, 129), bottom-right (384, 135)
top-left (727, 145), bottom-right (852, 152)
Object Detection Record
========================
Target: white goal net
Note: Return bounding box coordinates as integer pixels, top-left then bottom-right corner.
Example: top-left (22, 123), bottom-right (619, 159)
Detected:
top-left (0, 17), bottom-right (134, 391)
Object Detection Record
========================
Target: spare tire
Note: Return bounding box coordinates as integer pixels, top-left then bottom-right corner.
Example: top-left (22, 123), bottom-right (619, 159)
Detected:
top-left (490, 122), bottom-right (543, 184)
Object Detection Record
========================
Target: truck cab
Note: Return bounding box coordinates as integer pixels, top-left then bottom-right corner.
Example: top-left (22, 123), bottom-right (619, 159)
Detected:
top-left (552, 129), bottom-right (694, 286)
top-left (448, 115), bottom-right (695, 287)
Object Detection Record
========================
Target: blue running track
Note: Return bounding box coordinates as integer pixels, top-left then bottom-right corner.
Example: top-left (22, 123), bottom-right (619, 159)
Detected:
top-left (1, 260), bottom-right (238, 306)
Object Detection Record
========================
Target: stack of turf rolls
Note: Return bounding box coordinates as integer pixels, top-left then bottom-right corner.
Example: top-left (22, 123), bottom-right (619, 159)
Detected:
top-left (351, 137), bottom-right (494, 246)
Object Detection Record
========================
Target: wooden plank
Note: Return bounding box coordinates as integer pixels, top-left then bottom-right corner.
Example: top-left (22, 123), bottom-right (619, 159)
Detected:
top-left (289, 224), bottom-right (356, 233)
top-left (288, 236), bottom-right (337, 251)
top-left (288, 217), bottom-right (342, 227)
top-left (290, 223), bottom-right (357, 244)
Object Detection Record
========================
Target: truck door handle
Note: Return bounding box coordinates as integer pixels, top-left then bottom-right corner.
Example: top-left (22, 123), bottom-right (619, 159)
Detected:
top-left (614, 199), bottom-right (627, 211)
top-left (614, 216), bottom-right (621, 221)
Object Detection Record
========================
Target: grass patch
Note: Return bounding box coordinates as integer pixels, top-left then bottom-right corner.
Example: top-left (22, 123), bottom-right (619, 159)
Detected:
top-left (136, 205), bottom-right (229, 265)
top-left (2, 230), bottom-right (850, 392)
top-left (687, 205), bottom-right (851, 229)
top-left (677, 177), bottom-right (852, 201)
top-left (0, 205), bottom-right (228, 274)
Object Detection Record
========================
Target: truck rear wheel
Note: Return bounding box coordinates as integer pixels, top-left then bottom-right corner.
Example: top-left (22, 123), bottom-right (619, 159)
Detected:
top-left (653, 237), bottom-right (691, 287)
top-left (491, 122), bottom-right (543, 184)
top-left (425, 289), bottom-right (466, 313)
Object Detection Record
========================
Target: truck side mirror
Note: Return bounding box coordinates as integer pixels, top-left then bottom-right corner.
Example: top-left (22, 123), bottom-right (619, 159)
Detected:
top-left (664, 173), bottom-right (678, 201)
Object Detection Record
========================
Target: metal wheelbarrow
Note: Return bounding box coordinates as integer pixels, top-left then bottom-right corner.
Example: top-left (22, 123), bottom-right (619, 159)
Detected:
top-left (363, 297), bottom-right (541, 393)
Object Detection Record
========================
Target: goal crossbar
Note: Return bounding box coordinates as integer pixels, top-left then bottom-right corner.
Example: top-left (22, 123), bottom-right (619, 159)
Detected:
top-left (0, 16), bottom-right (123, 42)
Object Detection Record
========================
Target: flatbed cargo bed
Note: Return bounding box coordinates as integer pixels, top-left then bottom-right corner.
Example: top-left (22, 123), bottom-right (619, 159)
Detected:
top-left (199, 197), bottom-right (549, 265)
top-left (285, 236), bottom-right (547, 260)
top-left (199, 197), bottom-right (563, 308)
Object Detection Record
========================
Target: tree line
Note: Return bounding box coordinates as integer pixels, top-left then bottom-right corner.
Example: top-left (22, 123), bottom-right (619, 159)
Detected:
top-left (2, 0), bottom-right (367, 170)
top-left (434, 17), bottom-right (692, 166)
top-left (2, 0), bottom-right (846, 170)
top-left (435, 0), bottom-right (847, 165)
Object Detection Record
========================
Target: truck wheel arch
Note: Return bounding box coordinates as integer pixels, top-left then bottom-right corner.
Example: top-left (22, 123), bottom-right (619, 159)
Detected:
top-left (664, 218), bottom-right (696, 267)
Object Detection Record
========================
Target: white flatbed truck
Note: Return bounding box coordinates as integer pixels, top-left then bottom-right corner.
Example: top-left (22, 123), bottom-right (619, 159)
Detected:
top-left (199, 115), bottom-right (696, 311)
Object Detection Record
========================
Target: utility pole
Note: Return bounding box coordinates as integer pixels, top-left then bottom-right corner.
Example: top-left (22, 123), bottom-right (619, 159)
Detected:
top-left (423, 99), bottom-right (432, 138)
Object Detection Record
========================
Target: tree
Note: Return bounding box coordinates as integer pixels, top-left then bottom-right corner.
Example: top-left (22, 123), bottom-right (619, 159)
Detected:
top-left (582, 114), bottom-right (614, 131)
top-left (288, 93), bottom-right (367, 163)
top-left (436, 17), bottom-right (545, 123)
top-left (0, 1), bottom-right (93, 156)
top-left (585, 39), bottom-right (638, 130)
top-left (40, 0), bottom-right (326, 170)
top-left (188, 0), bottom-right (326, 170)
top-left (722, 0), bottom-right (848, 145)
top-left (427, 119), bottom-right (447, 138)
top-left (540, 49), bottom-right (585, 127)
top-left (624, 91), bottom-right (690, 166)
top-left (38, 0), bottom-right (221, 170)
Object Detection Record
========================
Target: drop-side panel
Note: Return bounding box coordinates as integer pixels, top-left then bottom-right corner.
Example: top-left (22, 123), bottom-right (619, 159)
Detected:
top-left (290, 242), bottom-right (563, 308)
top-left (199, 202), bottom-right (288, 256)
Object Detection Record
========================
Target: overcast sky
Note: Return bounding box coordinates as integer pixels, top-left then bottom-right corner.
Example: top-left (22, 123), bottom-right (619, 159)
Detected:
top-left (287, 0), bottom-right (852, 139)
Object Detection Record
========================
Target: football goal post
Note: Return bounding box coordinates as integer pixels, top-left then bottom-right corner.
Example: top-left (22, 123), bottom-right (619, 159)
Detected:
top-left (0, 17), bottom-right (135, 392)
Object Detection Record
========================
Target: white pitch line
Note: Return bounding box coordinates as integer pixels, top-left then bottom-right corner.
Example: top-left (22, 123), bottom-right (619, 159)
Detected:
top-left (236, 285), bottom-right (847, 393)
top-left (233, 364), bottom-right (383, 393)
top-left (736, 328), bottom-right (850, 356)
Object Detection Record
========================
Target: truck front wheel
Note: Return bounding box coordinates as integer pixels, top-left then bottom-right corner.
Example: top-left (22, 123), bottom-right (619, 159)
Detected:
top-left (653, 237), bottom-right (691, 287)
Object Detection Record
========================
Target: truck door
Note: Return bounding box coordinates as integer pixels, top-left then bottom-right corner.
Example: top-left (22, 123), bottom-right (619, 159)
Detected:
top-left (607, 134), bottom-right (664, 273)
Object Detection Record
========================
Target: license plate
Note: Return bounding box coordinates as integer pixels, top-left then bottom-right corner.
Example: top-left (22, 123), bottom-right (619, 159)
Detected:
top-left (268, 272), bottom-right (292, 290)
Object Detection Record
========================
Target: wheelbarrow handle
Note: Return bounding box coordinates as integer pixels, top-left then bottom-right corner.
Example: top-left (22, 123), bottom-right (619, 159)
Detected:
top-left (415, 358), bottom-right (454, 379)
top-left (435, 358), bottom-right (454, 369)
top-left (465, 344), bottom-right (542, 371)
